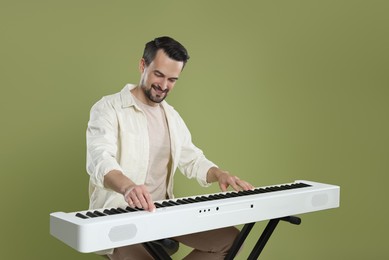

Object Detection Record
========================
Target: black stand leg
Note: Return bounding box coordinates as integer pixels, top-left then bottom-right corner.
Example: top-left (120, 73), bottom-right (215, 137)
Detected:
top-left (247, 218), bottom-right (280, 259)
top-left (247, 216), bottom-right (301, 260)
top-left (225, 222), bottom-right (256, 260)
top-left (143, 241), bottom-right (172, 260)
top-left (225, 216), bottom-right (301, 260)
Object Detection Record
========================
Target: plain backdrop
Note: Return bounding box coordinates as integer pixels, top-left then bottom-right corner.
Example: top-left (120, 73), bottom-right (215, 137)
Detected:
top-left (1, 1), bottom-right (388, 259)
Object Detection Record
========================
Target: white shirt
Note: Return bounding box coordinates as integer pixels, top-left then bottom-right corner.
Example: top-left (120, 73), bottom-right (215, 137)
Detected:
top-left (86, 84), bottom-right (216, 210)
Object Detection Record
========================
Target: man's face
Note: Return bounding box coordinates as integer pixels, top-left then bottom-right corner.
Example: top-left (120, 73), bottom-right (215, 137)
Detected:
top-left (139, 49), bottom-right (184, 105)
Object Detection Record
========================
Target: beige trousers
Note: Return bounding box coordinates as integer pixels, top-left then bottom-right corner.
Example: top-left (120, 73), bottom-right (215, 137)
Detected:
top-left (107, 226), bottom-right (240, 260)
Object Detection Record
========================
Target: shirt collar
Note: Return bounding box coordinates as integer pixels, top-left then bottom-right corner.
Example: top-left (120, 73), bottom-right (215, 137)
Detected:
top-left (120, 84), bottom-right (137, 108)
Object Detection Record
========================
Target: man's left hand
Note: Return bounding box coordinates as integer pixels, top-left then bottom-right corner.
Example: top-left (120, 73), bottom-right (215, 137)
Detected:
top-left (207, 167), bottom-right (254, 192)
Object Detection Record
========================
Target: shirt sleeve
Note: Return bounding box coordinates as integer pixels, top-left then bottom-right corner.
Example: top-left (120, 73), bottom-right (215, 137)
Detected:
top-left (86, 97), bottom-right (123, 188)
top-left (176, 114), bottom-right (217, 187)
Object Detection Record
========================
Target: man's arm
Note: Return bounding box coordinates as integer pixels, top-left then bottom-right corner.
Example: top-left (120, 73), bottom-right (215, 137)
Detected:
top-left (104, 170), bottom-right (156, 212)
top-left (206, 166), bottom-right (254, 192)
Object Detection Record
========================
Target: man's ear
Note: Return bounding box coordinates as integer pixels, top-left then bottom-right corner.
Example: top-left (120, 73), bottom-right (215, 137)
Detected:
top-left (139, 58), bottom-right (146, 73)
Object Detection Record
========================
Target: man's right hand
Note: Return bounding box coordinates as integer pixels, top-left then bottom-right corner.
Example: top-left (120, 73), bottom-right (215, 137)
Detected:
top-left (103, 170), bottom-right (156, 212)
top-left (123, 185), bottom-right (156, 212)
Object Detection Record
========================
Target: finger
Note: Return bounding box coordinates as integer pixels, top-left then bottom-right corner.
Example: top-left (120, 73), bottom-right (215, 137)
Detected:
top-left (230, 182), bottom-right (242, 191)
top-left (130, 194), bottom-right (143, 209)
top-left (124, 188), bottom-right (137, 208)
top-left (126, 197), bottom-right (135, 208)
top-left (129, 186), bottom-right (147, 208)
top-left (144, 193), bottom-right (156, 212)
top-left (228, 177), bottom-right (242, 191)
top-left (237, 180), bottom-right (255, 191)
top-left (219, 183), bottom-right (228, 192)
top-left (138, 192), bottom-right (155, 212)
top-left (247, 182), bottom-right (255, 190)
top-left (137, 194), bottom-right (149, 210)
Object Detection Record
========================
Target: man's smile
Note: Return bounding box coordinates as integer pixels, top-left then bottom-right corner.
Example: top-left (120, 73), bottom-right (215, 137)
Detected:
top-left (152, 84), bottom-right (168, 95)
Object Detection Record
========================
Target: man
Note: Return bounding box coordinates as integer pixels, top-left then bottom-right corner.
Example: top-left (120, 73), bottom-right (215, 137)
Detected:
top-left (86, 36), bottom-right (254, 259)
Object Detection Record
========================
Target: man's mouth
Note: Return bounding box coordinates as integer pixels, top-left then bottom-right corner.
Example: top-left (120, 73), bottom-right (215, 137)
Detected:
top-left (152, 85), bottom-right (168, 95)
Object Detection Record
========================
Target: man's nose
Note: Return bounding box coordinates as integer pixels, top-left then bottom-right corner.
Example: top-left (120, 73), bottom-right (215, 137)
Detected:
top-left (159, 79), bottom-right (168, 90)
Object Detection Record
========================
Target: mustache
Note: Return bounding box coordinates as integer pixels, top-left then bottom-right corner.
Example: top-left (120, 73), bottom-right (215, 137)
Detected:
top-left (152, 84), bottom-right (169, 93)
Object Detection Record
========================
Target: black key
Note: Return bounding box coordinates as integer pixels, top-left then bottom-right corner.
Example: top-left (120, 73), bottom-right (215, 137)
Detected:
top-left (265, 187), bottom-right (278, 192)
top-left (266, 185), bottom-right (277, 190)
top-left (93, 210), bottom-right (106, 216)
top-left (126, 207), bottom-right (139, 212)
top-left (86, 211), bottom-right (98, 218)
top-left (162, 201), bottom-right (175, 207)
top-left (110, 208), bottom-right (121, 214)
top-left (167, 200), bottom-right (180, 205)
top-left (183, 198), bottom-right (196, 203)
top-left (209, 194), bottom-right (224, 200)
top-left (75, 213), bottom-right (88, 219)
top-left (223, 193), bottom-right (234, 198)
top-left (207, 195), bottom-right (219, 200)
top-left (116, 208), bottom-right (127, 213)
top-left (195, 196), bottom-right (208, 202)
top-left (176, 199), bottom-right (189, 204)
top-left (280, 185), bottom-right (292, 190)
top-left (218, 195), bottom-right (228, 199)
top-left (103, 209), bottom-right (114, 215)
top-left (291, 183), bottom-right (309, 188)
top-left (297, 182), bottom-right (311, 188)
top-left (238, 190), bottom-right (252, 195)
top-left (154, 202), bottom-right (166, 208)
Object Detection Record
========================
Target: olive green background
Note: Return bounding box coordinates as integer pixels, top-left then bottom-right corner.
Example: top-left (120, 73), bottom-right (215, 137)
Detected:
top-left (1, 0), bottom-right (388, 259)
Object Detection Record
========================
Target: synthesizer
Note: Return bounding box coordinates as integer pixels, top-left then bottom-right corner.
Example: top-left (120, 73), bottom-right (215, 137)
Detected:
top-left (50, 180), bottom-right (340, 253)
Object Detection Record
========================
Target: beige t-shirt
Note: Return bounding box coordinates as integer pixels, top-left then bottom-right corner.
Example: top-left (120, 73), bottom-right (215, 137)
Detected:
top-left (133, 95), bottom-right (171, 201)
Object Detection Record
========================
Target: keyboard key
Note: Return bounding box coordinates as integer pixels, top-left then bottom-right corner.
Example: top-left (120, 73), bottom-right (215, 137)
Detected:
top-left (93, 211), bottom-right (106, 216)
top-left (86, 211), bottom-right (98, 218)
top-left (75, 213), bottom-right (88, 219)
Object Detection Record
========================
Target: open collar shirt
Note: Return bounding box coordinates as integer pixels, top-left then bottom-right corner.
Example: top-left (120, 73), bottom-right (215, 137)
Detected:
top-left (86, 84), bottom-right (215, 210)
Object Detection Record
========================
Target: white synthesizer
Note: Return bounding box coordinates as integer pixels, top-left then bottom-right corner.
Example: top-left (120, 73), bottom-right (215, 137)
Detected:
top-left (50, 180), bottom-right (340, 253)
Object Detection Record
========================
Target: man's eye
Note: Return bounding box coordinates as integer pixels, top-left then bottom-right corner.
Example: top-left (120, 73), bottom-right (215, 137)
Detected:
top-left (154, 71), bottom-right (163, 77)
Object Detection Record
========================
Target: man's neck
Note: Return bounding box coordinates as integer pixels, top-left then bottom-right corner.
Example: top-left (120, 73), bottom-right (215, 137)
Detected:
top-left (130, 86), bottom-right (158, 107)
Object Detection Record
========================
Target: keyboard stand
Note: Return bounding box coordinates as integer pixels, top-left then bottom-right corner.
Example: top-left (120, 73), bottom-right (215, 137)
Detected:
top-left (143, 216), bottom-right (301, 260)
top-left (225, 216), bottom-right (302, 260)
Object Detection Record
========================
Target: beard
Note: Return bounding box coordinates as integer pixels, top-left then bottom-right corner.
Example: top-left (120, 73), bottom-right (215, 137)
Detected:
top-left (143, 84), bottom-right (169, 103)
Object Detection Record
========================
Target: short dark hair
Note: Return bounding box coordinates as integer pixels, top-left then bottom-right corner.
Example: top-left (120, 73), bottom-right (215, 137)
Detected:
top-left (142, 36), bottom-right (190, 68)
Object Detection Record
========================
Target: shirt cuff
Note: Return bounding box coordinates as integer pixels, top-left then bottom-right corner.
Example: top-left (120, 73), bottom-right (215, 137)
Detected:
top-left (196, 161), bottom-right (218, 187)
top-left (94, 159), bottom-right (124, 188)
